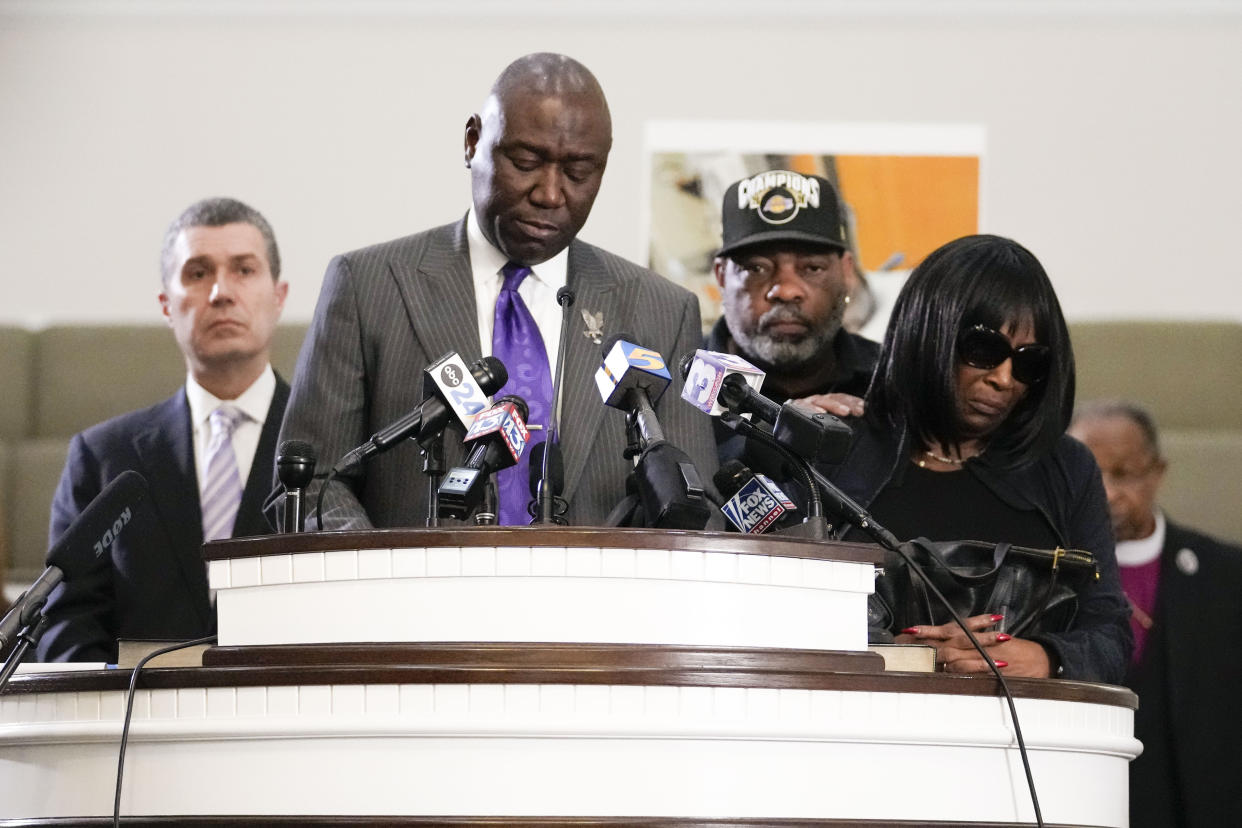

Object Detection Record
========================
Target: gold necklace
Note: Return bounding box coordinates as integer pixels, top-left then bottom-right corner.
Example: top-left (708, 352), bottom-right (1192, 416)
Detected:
top-left (918, 449), bottom-right (969, 468)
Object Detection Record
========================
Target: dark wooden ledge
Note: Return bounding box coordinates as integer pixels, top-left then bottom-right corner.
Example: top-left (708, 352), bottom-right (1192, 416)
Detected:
top-left (0, 816), bottom-right (1105, 827)
top-left (4, 642), bottom-right (1136, 708)
top-left (202, 526), bottom-right (887, 565)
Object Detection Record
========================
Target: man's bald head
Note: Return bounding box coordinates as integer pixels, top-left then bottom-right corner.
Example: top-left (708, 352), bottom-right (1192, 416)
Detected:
top-left (465, 53), bottom-right (613, 265)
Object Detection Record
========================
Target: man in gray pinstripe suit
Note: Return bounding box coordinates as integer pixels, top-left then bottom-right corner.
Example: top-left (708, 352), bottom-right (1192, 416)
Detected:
top-left (279, 53), bottom-right (718, 528)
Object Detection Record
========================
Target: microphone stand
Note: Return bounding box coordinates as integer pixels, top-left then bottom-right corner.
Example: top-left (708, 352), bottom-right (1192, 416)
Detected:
top-left (0, 608), bottom-right (50, 691)
top-left (533, 286), bottom-right (575, 525)
top-left (714, 413), bottom-right (1046, 826)
top-left (422, 435), bottom-right (446, 528)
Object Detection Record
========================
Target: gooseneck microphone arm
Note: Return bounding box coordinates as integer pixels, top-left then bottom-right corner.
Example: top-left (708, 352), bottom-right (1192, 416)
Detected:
top-left (533, 286), bottom-right (575, 525)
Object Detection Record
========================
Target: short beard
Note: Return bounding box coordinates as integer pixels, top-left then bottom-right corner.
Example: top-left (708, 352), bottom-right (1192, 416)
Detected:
top-left (726, 304), bottom-right (840, 371)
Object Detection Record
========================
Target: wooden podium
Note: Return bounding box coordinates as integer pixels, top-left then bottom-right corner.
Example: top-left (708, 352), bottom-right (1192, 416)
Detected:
top-left (0, 528), bottom-right (1139, 825)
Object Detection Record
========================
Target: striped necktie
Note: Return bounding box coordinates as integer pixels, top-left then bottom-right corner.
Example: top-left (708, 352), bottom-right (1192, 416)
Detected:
top-left (201, 405), bottom-right (247, 541)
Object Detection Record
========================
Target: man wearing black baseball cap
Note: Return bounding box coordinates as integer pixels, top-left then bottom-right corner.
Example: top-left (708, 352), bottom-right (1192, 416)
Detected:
top-left (705, 169), bottom-right (879, 417)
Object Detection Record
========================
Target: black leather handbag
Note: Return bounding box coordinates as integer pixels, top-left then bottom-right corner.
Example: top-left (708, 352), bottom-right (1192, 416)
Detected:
top-left (868, 537), bottom-right (1100, 638)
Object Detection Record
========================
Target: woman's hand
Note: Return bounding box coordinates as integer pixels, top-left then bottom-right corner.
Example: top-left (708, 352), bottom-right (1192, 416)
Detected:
top-left (788, 392), bottom-right (865, 418)
top-left (896, 613), bottom-right (1053, 678)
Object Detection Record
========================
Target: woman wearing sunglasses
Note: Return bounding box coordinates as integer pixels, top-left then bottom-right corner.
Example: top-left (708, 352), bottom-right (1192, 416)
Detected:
top-left (832, 234), bottom-right (1131, 683)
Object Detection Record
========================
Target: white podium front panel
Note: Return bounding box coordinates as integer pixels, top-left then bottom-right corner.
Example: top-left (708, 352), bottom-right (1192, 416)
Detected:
top-left (0, 671), bottom-right (1138, 825)
top-left (208, 532), bottom-right (879, 651)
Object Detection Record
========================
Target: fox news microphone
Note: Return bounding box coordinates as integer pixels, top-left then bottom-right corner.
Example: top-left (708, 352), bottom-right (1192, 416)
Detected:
top-left (335, 353), bottom-right (506, 473)
top-left (0, 470), bottom-right (148, 653)
top-left (595, 333), bottom-right (672, 450)
top-left (276, 440), bottom-right (316, 533)
top-left (438, 395), bottom-right (530, 520)
top-left (679, 350), bottom-right (852, 464)
top-left (714, 460), bottom-right (800, 534)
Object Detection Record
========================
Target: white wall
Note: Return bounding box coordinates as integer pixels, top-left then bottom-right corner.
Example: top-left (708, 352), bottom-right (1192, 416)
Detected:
top-left (1, 1), bottom-right (1240, 326)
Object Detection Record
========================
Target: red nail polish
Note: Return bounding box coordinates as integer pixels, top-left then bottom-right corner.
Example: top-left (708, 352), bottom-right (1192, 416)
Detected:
top-left (901, 627), bottom-right (920, 635)
top-left (995, 660), bottom-right (1009, 668)
top-left (996, 633), bottom-right (1012, 642)
top-left (990, 614), bottom-right (1005, 622)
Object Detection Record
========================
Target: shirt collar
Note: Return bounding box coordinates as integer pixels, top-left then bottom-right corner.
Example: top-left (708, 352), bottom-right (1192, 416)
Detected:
top-left (185, 364), bottom-right (276, 430)
top-left (466, 207), bottom-right (568, 290)
top-left (1115, 509), bottom-right (1166, 568)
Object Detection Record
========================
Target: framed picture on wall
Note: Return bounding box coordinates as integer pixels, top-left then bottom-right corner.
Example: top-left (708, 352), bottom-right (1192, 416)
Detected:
top-left (641, 122), bottom-right (986, 341)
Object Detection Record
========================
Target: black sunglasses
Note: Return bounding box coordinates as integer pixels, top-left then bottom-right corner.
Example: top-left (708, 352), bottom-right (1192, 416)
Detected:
top-left (957, 324), bottom-right (1051, 385)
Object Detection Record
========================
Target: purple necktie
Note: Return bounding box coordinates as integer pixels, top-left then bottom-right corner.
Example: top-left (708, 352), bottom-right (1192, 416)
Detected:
top-left (491, 262), bottom-right (553, 525)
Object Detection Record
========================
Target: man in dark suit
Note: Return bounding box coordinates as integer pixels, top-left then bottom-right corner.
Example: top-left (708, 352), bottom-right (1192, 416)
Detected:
top-left (280, 53), bottom-right (716, 528)
top-left (1070, 400), bottom-right (1242, 828)
top-left (37, 198), bottom-right (291, 663)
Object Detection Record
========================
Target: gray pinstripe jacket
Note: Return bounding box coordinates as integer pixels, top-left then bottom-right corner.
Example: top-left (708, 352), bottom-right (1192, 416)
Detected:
top-left (279, 217), bottom-right (718, 528)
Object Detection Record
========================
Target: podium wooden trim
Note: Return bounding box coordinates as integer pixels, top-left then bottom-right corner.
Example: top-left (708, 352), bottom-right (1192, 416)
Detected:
top-left (201, 527), bottom-right (889, 565)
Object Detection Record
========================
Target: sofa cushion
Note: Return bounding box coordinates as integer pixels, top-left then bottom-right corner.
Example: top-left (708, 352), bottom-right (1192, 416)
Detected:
top-left (1071, 321), bottom-right (1242, 431)
top-left (0, 327), bottom-right (34, 441)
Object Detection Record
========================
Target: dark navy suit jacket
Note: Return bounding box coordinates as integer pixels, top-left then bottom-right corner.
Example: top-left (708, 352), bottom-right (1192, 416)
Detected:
top-left (36, 379), bottom-right (289, 663)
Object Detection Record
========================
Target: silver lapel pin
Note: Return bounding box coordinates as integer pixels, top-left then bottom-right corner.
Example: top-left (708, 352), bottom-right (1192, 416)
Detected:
top-left (581, 309), bottom-right (604, 344)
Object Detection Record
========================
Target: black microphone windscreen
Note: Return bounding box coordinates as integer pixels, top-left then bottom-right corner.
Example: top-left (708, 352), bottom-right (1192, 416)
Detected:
top-left (712, 459), bottom-right (751, 500)
top-left (475, 355), bottom-right (508, 394)
top-left (528, 440), bottom-right (565, 496)
top-left (556, 286), bottom-right (575, 307)
top-left (494, 394), bottom-right (530, 422)
top-left (46, 470), bottom-right (149, 573)
top-left (278, 440), bottom-right (317, 489)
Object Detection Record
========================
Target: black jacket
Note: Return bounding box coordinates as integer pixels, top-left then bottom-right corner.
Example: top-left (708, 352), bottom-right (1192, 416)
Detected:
top-left (1127, 520), bottom-right (1242, 828)
top-left (830, 419), bottom-right (1133, 684)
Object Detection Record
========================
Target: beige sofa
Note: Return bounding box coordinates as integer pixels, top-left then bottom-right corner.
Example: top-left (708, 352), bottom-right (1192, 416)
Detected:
top-left (0, 324), bottom-right (307, 588)
top-left (2, 320), bottom-right (1239, 591)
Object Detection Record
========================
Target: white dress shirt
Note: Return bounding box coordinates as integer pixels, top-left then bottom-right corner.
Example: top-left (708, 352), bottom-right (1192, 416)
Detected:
top-left (1115, 509), bottom-right (1166, 568)
top-left (185, 365), bottom-right (277, 497)
top-left (467, 207), bottom-right (568, 379)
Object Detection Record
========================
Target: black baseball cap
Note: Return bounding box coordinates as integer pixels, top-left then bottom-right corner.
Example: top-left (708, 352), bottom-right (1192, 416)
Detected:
top-left (718, 170), bottom-right (849, 258)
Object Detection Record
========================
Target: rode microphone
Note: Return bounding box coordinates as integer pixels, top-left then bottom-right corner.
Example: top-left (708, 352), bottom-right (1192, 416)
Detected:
top-left (679, 350), bottom-right (852, 464)
top-left (0, 470), bottom-right (149, 652)
top-left (714, 460), bottom-right (799, 534)
top-left (437, 395), bottom-right (530, 519)
top-left (335, 353), bottom-right (506, 473)
top-left (276, 440), bottom-right (316, 533)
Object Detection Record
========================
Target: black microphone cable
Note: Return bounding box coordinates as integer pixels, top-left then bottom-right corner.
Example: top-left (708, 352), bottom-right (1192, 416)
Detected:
top-left (113, 633), bottom-right (217, 827)
top-left (719, 415), bottom-right (1045, 827)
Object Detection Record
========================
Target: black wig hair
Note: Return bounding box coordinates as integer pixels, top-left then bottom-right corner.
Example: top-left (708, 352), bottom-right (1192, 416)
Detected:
top-left (865, 234), bottom-right (1075, 468)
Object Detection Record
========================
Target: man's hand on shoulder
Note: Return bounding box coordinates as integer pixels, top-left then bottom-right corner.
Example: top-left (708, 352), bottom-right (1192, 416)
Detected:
top-left (788, 393), bottom-right (865, 418)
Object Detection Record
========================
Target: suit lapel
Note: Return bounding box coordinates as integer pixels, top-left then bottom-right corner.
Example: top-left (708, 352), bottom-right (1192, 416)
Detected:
top-left (391, 217), bottom-right (483, 367)
top-left (234, 376), bottom-right (290, 537)
top-left (131, 390), bottom-right (212, 626)
top-left (560, 240), bottom-right (620, 497)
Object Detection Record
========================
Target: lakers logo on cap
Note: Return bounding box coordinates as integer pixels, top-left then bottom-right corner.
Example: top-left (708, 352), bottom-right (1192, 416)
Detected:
top-left (737, 170), bottom-right (821, 226)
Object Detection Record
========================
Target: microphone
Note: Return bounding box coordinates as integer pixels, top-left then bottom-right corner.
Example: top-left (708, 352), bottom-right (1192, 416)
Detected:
top-left (0, 470), bottom-right (149, 652)
top-left (528, 441), bottom-right (567, 524)
top-left (679, 349), bottom-right (852, 464)
top-left (336, 353), bottom-right (506, 472)
top-left (595, 333), bottom-right (672, 450)
top-left (713, 460), bottom-right (800, 534)
top-left (531, 286), bottom-right (576, 524)
top-left (276, 440), bottom-right (316, 533)
top-left (437, 395), bottom-right (530, 519)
